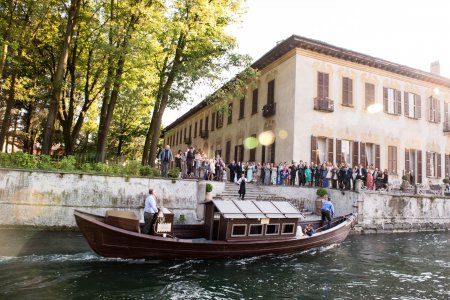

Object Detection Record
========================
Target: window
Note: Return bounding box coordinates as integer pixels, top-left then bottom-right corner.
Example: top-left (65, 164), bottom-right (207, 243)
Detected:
top-left (341, 140), bottom-right (351, 165)
top-left (225, 141), bottom-right (231, 163)
top-left (189, 125), bottom-right (192, 138)
top-left (227, 103), bottom-right (233, 124)
top-left (267, 80), bottom-right (275, 105)
top-left (231, 224), bottom-right (247, 237)
top-left (445, 154), bottom-right (450, 177)
top-left (404, 92), bottom-right (421, 119)
top-left (265, 224), bottom-right (280, 235)
top-left (311, 136), bottom-right (334, 165)
top-left (388, 146), bottom-right (397, 174)
top-left (365, 83), bottom-right (375, 108)
top-left (211, 113), bottom-right (215, 131)
top-left (252, 89), bottom-right (258, 114)
top-left (342, 77), bottom-right (353, 106)
top-left (383, 87), bottom-right (401, 115)
top-left (216, 111), bottom-right (223, 129)
top-left (317, 72), bottom-right (329, 99)
top-left (199, 119), bottom-right (203, 132)
top-left (249, 224), bottom-right (263, 236)
top-left (428, 96), bottom-right (441, 123)
top-left (249, 134), bottom-right (256, 162)
top-left (194, 122), bottom-right (197, 138)
top-left (239, 97), bottom-right (245, 119)
top-left (281, 223), bottom-right (295, 234)
top-left (205, 117), bottom-right (209, 132)
top-left (426, 152), bottom-right (441, 178)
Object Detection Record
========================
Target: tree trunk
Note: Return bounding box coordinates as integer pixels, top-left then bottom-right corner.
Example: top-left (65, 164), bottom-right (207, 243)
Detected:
top-left (41, 0), bottom-right (81, 155)
top-left (0, 67), bottom-right (17, 152)
top-left (0, 0), bottom-right (16, 78)
top-left (96, 14), bottom-right (138, 162)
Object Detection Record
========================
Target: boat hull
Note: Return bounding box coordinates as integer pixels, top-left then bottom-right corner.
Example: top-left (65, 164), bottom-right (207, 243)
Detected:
top-left (74, 210), bottom-right (356, 260)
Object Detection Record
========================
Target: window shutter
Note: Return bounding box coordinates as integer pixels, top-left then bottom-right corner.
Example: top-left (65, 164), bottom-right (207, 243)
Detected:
top-left (268, 80), bottom-right (275, 105)
top-left (352, 141), bottom-right (359, 166)
top-left (405, 149), bottom-right (410, 174)
top-left (261, 145), bottom-right (266, 163)
top-left (348, 78), bottom-right (353, 106)
top-left (415, 95), bottom-right (421, 119)
top-left (404, 92), bottom-right (409, 117)
top-left (252, 89), bottom-right (258, 114)
top-left (395, 90), bottom-right (401, 115)
top-left (383, 87), bottom-right (388, 113)
top-left (428, 97), bottom-right (432, 122)
top-left (327, 138), bottom-right (334, 163)
top-left (436, 99), bottom-right (441, 123)
top-left (446, 154), bottom-right (449, 177)
top-left (365, 83), bottom-right (374, 108)
top-left (375, 144), bottom-right (380, 170)
top-left (360, 142), bottom-right (366, 166)
top-left (417, 150), bottom-right (422, 183)
top-left (311, 135), bottom-right (318, 165)
top-left (336, 139), bottom-right (342, 165)
top-left (324, 73), bottom-right (329, 98)
top-left (318, 73), bottom-right (323, 99)
top-left (437, 153), bottom-right (441, 178)
top-left (426, 151), bottom-right (431, 177)
top-left (445, 103), bottom-right (449, 123)
top-left (342, 78), bottom-right (348, 105)
top-left (211, 113), bottom-right (215, 131)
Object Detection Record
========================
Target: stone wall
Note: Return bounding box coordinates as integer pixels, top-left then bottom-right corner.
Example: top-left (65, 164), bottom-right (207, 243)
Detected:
top-left (1, 168), bottom-right (449, 233)
top-left (0, 168), bottom-right (224, 228)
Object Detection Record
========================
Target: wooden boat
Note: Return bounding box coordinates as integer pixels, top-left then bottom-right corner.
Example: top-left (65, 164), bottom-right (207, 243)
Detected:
top-left (74, 200), bottom-right (356, 260)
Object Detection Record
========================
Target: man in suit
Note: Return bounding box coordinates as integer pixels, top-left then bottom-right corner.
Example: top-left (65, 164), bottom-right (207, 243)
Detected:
top-left (228, 161), bottom-right (236, 182)
top-left (158, 145), bottom-right (173, 177)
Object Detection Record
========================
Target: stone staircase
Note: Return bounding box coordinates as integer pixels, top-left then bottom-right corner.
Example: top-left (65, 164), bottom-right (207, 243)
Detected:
top-left (214, 181), bottom-right (318, 221)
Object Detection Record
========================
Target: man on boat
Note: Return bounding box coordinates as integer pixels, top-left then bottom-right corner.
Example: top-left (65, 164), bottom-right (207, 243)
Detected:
top-left (143, 189), bottom-right (158, 234)
top-left (320, 197), bottom-right (335, 229)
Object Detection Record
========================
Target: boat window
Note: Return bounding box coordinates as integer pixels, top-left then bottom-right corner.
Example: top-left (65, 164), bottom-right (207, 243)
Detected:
top-left (249, 224), bottom-right (263, 236)
top-left (281, 223), bottom-right (295, 234)
top-left (265, 224), bottom-right (280, 235)
top-left (231, 224), bottom-right (247, 237)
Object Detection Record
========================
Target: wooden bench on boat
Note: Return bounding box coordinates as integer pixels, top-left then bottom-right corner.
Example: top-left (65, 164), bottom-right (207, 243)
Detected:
top-left (105, 210), bottom-right (140, 233)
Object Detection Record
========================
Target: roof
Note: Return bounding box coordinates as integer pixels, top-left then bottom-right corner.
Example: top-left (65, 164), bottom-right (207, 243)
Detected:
top-left (212, 200), bottom-right (304, 219)
top-left (164, 34), bottom-right (450, 131)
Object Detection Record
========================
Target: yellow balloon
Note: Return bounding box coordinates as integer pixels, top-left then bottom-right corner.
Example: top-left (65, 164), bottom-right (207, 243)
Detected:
top-left (244, 137), bottom-right (258, 149)
top-left (258, 131), bottom-right (275, 146)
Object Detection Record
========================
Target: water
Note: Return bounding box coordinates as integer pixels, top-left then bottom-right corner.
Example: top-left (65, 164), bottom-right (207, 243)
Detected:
top-left (0, 230), bottom-right (449, 300)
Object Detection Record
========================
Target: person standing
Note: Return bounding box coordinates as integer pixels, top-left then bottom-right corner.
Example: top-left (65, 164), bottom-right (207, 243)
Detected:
top-left (237, 173), bottom-right (248, 200)
top-left (186, 147), bottom-right (194, 176)
top-left (228, 161), bottom-right (236, 183)
top-left (158, 145), bottom-right (173, 177)
top-left (320, 197), bottom-right (335, 230)
top-left (143, 189), bottom-right (158, 234)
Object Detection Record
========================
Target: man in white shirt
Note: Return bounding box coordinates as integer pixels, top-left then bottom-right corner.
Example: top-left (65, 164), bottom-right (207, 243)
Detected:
top-left (143, 189), bottom-right (158, 234)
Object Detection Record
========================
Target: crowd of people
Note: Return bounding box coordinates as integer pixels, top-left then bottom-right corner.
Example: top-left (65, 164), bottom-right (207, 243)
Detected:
top-left (158, 145), bottom-right (390, 191)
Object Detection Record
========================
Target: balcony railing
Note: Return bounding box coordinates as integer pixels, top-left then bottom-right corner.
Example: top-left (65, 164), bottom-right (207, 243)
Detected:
top-left (199, 130), bottom-right (209, 139)
top-left (184, 137), bottom-right (192, 145)
top-left (444, 122), bottom-right (450, 133)
top-left (314, 97), bottom-right (334, 112)
top-left (262, 102), bottom-right (276, 118)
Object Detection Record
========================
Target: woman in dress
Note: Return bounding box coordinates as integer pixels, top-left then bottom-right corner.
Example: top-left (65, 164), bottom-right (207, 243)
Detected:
top-left (304, 163), bottom-right (312, 186)
top-left (247, 162), bottom-right (254, 183)
top-left (255, 163), bottom-right (261, 185)
top-left (264, 163), bottom-right (271, 185)
top-left (271, 163), bottom-right (277, 185)
top-left (366, 167), bottom-right (373, 190)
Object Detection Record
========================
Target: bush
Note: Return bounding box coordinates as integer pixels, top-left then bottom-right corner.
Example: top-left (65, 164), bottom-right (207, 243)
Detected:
top-left (9, 152), bottom-right (38, 169)
top-left (80, 163), bottom-right (93, 172)
top-left (59, 155), bottom-right (76, 171)
top-left (316, 187), bottom-right (327, 198)
top-left (168, 168), bottom-right (180, 179)
top-left (152, 168), bottom-right (161, 177)
top-left (206, 182), bottom-right (213, 193)
top-left (140, 165), bottom-right (154, 176)
top-left (402, 175), bottom-right (408, 181)
top-left (123, 160), bottom-right (141, 176)
top-left (443, 177), bottom-right (450, 184)
top-left (37, 155), bottom-right (55, 170)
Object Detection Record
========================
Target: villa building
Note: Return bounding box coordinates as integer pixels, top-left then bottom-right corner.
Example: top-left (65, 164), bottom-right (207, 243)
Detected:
top-left (163, 35), bottom-right (450, 184)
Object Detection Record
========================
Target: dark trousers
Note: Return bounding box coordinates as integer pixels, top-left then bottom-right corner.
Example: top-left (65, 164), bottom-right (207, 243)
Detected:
top-left (143, 212), bottom-right (155, 234)
top-left (321, 210), bottom-right (332, 229)
top-left (161, 161), bottom-right (170, 177)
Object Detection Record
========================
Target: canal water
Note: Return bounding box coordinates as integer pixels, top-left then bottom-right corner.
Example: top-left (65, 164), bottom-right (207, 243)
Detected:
top-left (0, 230), bottom-right (449, 299)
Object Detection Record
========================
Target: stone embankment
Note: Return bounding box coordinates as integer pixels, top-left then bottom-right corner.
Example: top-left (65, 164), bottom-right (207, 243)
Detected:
top-left (1, 168), bottom-right (449, 233)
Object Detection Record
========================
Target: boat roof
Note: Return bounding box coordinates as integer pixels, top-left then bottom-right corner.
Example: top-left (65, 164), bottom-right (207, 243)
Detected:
top-left (212, 200), bottom-right (304, 219)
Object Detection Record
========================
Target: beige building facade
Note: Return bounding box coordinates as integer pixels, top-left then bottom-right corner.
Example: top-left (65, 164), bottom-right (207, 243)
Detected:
top-left (164, 35), bottom-right (450, 185)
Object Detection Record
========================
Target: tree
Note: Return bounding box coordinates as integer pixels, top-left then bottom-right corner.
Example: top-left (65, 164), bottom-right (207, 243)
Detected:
top-left (41, 0), bottom-right (82, 155)
top-left (142, 0), bottom-right (250, 166)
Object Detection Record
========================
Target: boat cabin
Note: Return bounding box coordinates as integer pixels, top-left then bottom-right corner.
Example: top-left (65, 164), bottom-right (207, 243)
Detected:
top-left (203, 200), bottom-right (304, 241)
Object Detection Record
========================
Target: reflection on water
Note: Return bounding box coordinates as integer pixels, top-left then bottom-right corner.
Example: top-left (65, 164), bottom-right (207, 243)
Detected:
top-left (0, 229), bottom-right (449, 299)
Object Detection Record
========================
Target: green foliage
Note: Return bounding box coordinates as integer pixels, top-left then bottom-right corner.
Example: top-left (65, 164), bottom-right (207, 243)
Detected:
top-left (37, 155), bottom-right (54, 170)
top-left (123, 161), bottom-right (141, 176)
top-left (316, 187), bottom-right (327, 198)
top-left (206, 182), bottom-right (213, 193)
top-left (59, 156), bottom-right (76, 171)
top-left (80, 163), bottom-right (93, 173)
top-left (168, 168), bottom-right (180, 179)
top-left (443, 177), bottom-right (450, 184)
top-left (402, 175), bottom-right (408, 181)
top-left (140, 165), bottom-right (154, 176)
top-left (178, 214), bottom-right (186, 224)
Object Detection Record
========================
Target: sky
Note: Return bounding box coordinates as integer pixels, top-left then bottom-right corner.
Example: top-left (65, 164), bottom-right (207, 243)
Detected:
top-left (162, 0), bottom-right (450, 126)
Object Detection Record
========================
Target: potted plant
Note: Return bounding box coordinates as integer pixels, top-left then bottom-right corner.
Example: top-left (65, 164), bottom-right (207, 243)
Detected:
top-left (205, 182), bottom-right (213, 201)
top-left (315, 187), bottom-right (327, 214)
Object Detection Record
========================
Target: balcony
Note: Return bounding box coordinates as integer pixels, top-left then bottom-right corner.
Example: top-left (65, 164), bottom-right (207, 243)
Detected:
top-left (184, 137), bottom-right (192, 145)
top-left (262, 102), bottom-right (276, 118)
top-left (314, 97), bottom-right (334, 112)
top-left (199, 130), bottom-right (209, 139)
top-left (444, 122), bottom-right (450, 133)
